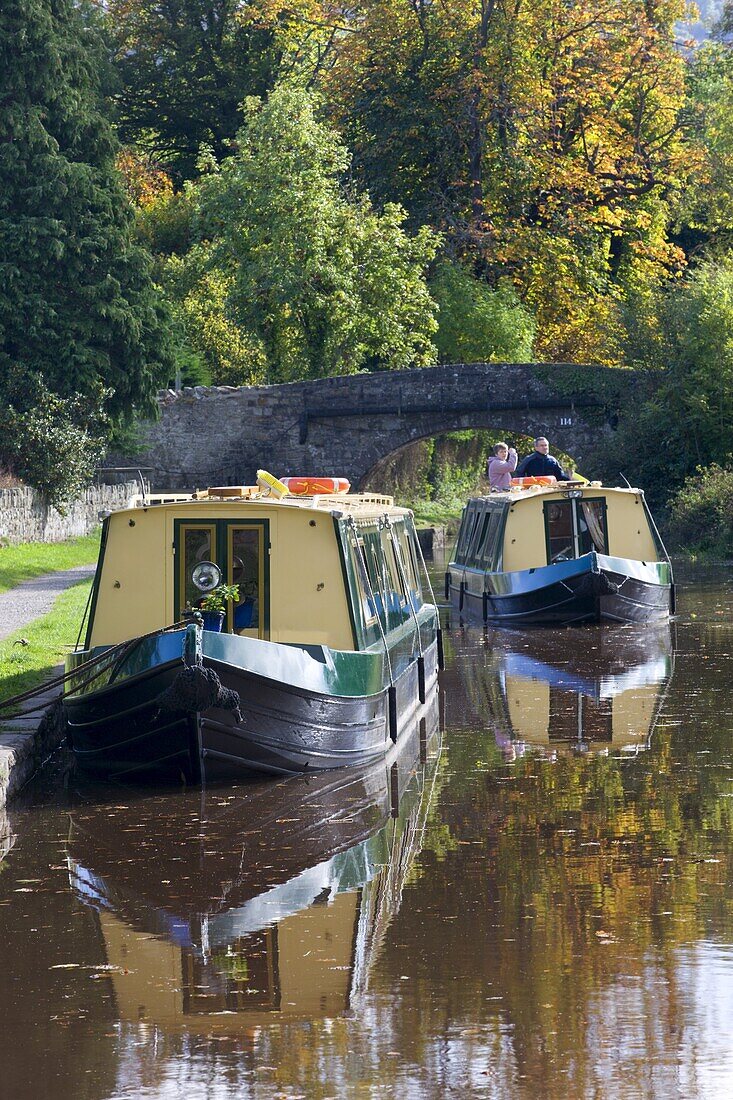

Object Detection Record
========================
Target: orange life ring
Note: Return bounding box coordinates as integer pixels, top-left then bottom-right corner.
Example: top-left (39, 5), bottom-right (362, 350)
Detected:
top-left (280, 476), bottom-right (351, 495)
top-left (510, 476), bottom-right (557, 487)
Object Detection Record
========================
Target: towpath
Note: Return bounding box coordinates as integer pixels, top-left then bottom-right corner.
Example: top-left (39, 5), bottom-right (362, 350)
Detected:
top-left (0, 565), bottom-right (96, 809)
top-left (0, 565), bottom-right (96, 642)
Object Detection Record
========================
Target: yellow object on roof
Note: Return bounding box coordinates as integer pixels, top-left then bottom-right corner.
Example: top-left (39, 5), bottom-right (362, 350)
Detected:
top-left (257, 469), bottom-right (289, 498)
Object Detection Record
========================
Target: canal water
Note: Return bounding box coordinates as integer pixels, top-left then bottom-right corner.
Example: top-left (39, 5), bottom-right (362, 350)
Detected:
top-left (1, 564), bottom-right (733, 1099)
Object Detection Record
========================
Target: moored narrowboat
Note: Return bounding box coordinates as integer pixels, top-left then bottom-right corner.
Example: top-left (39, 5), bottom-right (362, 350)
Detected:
top-left (65, 477), bottom-right (440, 781)
top-left (446, 479), bottom-right (673, 626)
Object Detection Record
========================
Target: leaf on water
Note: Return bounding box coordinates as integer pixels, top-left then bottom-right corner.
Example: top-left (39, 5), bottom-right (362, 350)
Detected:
top-left (50, 963), bottom-right (130, 972)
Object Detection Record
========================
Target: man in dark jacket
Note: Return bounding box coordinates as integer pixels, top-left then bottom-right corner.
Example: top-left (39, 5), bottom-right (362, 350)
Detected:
top-left (515, 437), bottom-right (571, 481)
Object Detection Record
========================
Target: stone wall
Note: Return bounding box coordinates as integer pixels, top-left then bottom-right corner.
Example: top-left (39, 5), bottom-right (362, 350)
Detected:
top-left (0, 483), bottom-right (138, 545)
top-left (122, 363), bottom-right (624, 493)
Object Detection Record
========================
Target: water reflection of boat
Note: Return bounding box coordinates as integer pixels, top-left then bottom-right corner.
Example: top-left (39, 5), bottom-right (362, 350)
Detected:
top-left (67, 693), bottom-right (441, 1029)
top-left (458, 625), bottom-right (674, 756)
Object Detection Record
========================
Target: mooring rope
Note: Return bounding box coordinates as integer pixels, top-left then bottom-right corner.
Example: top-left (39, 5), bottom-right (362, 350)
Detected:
top-left (0, 620), bottom-right (188, 715)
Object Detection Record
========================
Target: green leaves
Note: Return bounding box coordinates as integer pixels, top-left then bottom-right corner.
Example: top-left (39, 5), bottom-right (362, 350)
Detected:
top-left (430, 261), bottom-right (536, 364)
top-left (169, 84), bottom-right (439, 382)
top-left (0, 0), bottom-right (176, 502)
top-left (601, 255), bottom-right (733, 506)
top-left (106, 0), bottom-right (280, 184)
top-left (2, 375), bottom-right (110, 512)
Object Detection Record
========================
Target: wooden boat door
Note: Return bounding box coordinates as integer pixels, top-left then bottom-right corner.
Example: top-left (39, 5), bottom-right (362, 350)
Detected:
top-left (174, 519), bottom-right (269, 638)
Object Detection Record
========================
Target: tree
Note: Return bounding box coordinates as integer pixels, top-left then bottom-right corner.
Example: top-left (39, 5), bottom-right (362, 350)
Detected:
top-left (104, 0), bottom-right (281, 182)
top-left (679, 31), bottom-right (733, 256)
top-left (0, 0), bottom-right (175, 429)
top-left (0, 369), bottom-right (110, 511)
top-left (668, 464), bottom-right (733, 556)
top-left (600, 256), bottom-right (733, 503)
top-left (314, 0), bottom-right (699, 361)
top-left (176, 85), bottom-right (439, 382)
top-left (163, 254), bottom-right (268, 385)
top-left (430, 261), bottom-right (536, 363)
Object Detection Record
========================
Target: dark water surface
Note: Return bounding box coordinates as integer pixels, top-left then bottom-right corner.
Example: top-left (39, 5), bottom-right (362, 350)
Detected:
top-left (2, 564), bottom-right (733, 1099)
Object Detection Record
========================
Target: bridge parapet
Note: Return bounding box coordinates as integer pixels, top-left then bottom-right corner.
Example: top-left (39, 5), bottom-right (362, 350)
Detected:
top-left (130, 362), bottom-right (628, 491)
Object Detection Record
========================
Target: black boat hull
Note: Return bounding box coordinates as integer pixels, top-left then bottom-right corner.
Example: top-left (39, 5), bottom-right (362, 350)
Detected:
top-left (66, 638), bottom-right (440, 782)
top-left (449, 553), bottom-right (673, 626)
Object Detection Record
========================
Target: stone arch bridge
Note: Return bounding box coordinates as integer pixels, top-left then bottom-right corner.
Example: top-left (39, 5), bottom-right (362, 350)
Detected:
top-left (128, 362), bottom-right (628, 492)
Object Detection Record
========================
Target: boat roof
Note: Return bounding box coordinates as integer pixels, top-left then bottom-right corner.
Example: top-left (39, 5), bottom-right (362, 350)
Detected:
top-left (117, 486), bottom-right (411, 521)
top-left (477, 482), bottom-right (645, 504)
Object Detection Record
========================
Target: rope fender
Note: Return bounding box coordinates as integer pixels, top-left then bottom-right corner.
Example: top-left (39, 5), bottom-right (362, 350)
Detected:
top-left (155, 664), bottom-right (243, 724)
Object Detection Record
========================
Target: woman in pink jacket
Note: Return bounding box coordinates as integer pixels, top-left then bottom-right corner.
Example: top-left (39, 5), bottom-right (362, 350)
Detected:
top-left (486, 442), bottom-right (518, 491)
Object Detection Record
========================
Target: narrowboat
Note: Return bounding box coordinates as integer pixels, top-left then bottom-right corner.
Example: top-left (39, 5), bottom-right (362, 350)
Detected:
top-left (446, 479), bottom-right (674, 625)
top-left (64, 475), bottom-right (441, 781)
top-left (66, 699), bottom-right (441, 1027)
top-left (452, 623), bottom-right (673, 758)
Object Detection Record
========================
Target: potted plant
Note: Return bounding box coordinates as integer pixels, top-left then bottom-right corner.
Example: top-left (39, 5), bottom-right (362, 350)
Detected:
top-left (198, 583), bottom-right (240, 632)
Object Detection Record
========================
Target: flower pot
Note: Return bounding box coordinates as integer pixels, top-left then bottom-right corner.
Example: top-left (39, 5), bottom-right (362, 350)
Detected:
top-left (201, 610), bottom-right (225, 632)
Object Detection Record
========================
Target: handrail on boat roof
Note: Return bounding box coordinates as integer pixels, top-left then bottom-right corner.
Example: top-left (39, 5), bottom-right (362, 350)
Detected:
top-left (127, 488), bottom-right (397, 510)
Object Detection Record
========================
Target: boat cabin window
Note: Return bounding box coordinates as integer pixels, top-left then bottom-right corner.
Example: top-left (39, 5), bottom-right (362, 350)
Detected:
top-left (348, 536), bottom-right (378, 629)
top-left (180, 524), bottom-right (217, 611)
top-left (578, 500), bottom-right (607, 555)
top-left (544, 498), bottom-right (608, 563)
top-left (477, 509), bottom-right (504, 571)
top-left (455, 504), bottom-right (481, 564)
top-left (366, 534), bottom-right (402, 630)
top-left (396, 525), bottom-right (423, 607)
top-left (457, 502), bottom-right (505, 571)
top-left (343, 520), bottom-right (424, 643)
top-left (378, 531), bottom-right (404, 607)
top-left (358, 540), bottom-right (388, 630)
top-left (469, 510), bottom-right (491, 562)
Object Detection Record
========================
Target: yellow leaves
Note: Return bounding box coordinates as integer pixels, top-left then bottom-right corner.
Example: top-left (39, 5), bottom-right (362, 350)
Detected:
top-left (595, 205), bottom-right (626, 230)
top-left (116, 148), bottom-right (173, 210)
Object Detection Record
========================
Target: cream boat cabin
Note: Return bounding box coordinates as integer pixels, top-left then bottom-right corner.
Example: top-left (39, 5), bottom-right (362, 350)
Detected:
top-left (447, 480), bottom-right (674, 625)
top-left (65, 482), bottom-right (440, 781)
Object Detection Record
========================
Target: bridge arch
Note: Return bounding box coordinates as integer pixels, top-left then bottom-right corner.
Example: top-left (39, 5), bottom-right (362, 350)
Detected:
top-left (130, 362), bottom-right (624, 491)
top-left (359, 427), bottom-right (551, 494)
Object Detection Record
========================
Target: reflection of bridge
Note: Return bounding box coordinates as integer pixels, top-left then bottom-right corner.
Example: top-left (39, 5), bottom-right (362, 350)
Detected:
top-left (133, 362), bottom-right (627, 490)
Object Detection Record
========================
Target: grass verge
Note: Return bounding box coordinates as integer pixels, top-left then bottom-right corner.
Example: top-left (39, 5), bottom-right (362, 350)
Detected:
top-left (0, 533), bottom-right (101, 594)
top-left (410, 501), bottom-right (463, 532)
top-left (0, 580), bottom-right (92, 711)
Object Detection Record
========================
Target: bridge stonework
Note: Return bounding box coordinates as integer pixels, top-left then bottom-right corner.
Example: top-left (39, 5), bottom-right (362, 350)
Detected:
top-left (130, 363), bottom-right (626, 492)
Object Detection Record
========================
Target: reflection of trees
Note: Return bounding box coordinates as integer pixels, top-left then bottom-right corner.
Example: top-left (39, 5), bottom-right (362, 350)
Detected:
top-left (0, 811), bottom-right (117, 1100)
top-left (383, 713), bottom-right (733, 1095)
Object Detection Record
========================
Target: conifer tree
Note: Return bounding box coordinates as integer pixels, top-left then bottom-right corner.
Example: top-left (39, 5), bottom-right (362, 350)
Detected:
top-left (0, 0), bottom-right (174, 431)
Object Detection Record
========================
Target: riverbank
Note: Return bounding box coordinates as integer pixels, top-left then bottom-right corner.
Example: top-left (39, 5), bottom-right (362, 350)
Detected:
top-left (0, 532), bottom-right (99, 593)
top-left (0, 573), bottom-right (94, 810)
